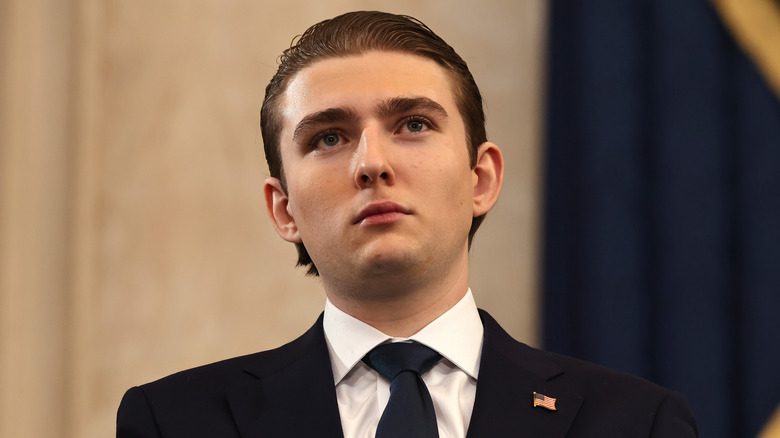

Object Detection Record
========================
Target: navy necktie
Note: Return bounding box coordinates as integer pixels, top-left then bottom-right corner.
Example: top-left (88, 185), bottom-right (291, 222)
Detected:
top-left (363, 342), bottom-right (442, 438)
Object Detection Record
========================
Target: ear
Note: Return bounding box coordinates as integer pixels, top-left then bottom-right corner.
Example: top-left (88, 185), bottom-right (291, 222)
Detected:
top-left (472, 142), bottom-right (504, 217)
top-left (264, 177), bottom-right (302, 243)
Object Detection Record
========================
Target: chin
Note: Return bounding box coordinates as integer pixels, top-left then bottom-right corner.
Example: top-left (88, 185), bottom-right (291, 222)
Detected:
top-left (358, 249), bottom-right (421, 276)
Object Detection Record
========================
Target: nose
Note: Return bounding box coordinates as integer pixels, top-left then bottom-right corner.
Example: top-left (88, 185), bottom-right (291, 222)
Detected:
top-left (353, 127), bottom-right (396, 188)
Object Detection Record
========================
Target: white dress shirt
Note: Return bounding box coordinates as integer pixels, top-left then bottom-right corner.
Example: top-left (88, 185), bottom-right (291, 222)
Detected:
top-left (323, 289), bottom-right (484, 438)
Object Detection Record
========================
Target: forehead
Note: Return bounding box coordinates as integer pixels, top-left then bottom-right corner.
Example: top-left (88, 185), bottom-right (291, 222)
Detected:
top-left (279, 51), bottom-right (459, 128)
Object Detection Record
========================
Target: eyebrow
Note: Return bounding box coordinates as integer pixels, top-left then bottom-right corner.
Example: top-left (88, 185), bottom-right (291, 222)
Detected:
top-left (293, 107), bottom-right (359, 141)
top-left (376, 96), bottom-right (449, 120)
top-left (291, 96), bottom-right (449, 142)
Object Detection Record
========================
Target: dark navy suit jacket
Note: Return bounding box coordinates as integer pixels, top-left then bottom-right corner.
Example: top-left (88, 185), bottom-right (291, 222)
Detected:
top-left (117, 310), bottom-right (698, 437)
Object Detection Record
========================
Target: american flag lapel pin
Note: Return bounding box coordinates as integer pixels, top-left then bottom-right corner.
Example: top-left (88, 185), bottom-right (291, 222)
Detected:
top-left (533, 392), bottom-right (557, 411)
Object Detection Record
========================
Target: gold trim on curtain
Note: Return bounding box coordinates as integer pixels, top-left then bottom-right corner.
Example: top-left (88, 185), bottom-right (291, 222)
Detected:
top-left (711, 0), bottom-right (780, 99)
top-left (711, 2), bottom-right (780, 436)
top-left (759, 404), bottom-right (780, 438)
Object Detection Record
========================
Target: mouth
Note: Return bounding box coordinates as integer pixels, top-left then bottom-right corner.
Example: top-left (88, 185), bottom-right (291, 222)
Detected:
top-left (354, 201), bottom-right (411, 225)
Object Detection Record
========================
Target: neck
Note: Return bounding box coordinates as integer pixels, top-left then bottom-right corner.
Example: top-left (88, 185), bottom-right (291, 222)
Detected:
top-left (322, 251), bottom-right (470, 337)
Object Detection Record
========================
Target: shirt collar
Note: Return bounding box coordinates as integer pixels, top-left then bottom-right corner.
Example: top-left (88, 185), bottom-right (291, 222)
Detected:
top-left (323, 289), bottom-right (484, 384)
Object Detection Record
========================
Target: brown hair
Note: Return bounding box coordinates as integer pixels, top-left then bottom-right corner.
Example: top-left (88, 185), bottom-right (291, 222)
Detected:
top-left (261, 11), bottom-right (488, 276)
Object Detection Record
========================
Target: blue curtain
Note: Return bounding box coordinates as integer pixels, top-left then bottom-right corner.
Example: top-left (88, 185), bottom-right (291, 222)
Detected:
top-left (542, 1), bottom-right (780, 437)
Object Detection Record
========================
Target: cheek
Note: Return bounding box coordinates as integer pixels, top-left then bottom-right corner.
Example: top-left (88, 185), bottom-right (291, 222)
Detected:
top-left (413, 157), bottom-right (473, 222)
top-left (288, 178), bottom-right (324, 219)
top-left (286, 167), bottom-right (344, 230)
top-left (427, 151), bottom-right (472, 200)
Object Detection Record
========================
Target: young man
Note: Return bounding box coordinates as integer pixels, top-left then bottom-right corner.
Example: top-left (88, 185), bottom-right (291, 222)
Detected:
top-left (117, 11), bottom-right (698, 437)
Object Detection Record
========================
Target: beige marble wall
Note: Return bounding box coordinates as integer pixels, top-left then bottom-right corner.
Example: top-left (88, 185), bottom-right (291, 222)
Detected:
top-left (0, 1), bottom-right (547, 437)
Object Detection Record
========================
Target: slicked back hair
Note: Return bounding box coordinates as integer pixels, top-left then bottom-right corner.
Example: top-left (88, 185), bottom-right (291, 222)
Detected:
top-left (261, 11), bottom-right (488, 276)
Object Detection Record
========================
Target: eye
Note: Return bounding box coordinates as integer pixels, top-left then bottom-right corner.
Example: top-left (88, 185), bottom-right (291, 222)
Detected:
top-left (321, 133), bottom-right (340, 147)
top-left (310, 131), bottom-right (346, 149)
top-left (407, 120), bottom-right (425, 132)
top-left (397, 116), bottom-right (433, 135)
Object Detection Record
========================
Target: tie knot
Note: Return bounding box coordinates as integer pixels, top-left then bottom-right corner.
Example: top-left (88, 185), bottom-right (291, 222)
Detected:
top-left (363, 342), bottom-right (442, 381)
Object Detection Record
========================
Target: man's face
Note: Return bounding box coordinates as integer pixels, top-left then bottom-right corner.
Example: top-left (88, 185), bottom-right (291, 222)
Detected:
top-left (267, 51), bottom-right (479, 293)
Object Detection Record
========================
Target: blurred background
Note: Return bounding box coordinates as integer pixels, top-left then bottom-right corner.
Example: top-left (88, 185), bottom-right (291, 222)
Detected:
top-left (0, 0), bottom-right (777, 437)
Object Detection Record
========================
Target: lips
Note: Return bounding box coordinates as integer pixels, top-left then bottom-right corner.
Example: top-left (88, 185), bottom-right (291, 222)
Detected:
top-left (354, 201), bottom-right (410, 225)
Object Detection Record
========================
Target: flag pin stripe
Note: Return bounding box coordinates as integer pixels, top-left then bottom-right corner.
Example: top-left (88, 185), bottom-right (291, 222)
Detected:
top-left (533, 392), bottom-right (557, 411)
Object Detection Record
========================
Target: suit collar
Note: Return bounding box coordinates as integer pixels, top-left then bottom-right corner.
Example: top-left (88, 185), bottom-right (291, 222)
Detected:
top-left (224, 310), bottom-right (583, 438)
top-left (226, 314), bottom-right (344, 438)
top-left (323, 289), bottom-right (484, 382)
top-left (466, 310), bottom-right (583, 437)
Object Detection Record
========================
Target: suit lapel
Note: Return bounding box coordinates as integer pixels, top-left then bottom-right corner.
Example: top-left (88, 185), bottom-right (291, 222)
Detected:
top-left (466, 310), bottom-right (583, 438)
top-left (223, 309), bottom-right (583, 438)
top-left (226, 315), bottom-right (344, 438)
